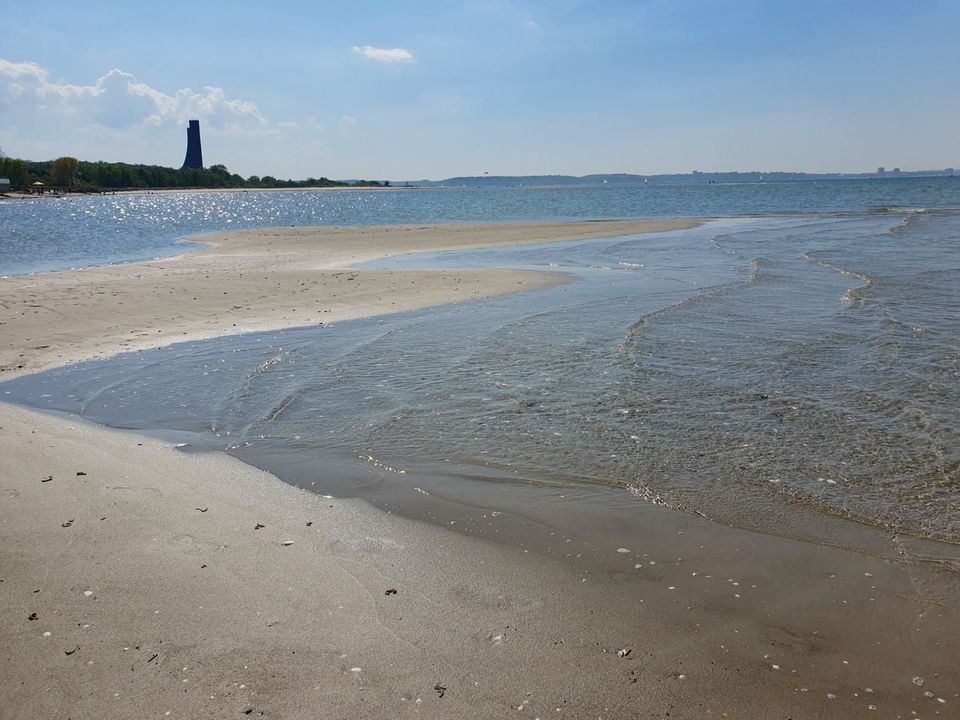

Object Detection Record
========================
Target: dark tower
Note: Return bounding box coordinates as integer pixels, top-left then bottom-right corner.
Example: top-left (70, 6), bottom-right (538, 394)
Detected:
top-left (181, 120), bottom-right (203, 169)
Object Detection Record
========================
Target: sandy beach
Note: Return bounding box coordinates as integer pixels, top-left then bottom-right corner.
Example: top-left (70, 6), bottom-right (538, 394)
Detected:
top-left (2, 220), bottom-right (958, 719)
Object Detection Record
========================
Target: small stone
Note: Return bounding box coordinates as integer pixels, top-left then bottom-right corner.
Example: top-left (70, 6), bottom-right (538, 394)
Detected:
top-left (617, 648), bottom-right (631, 658)
top-left (281, 540), bottom-right (294, 546)
top-left (912, 676), bottom-right (925, 687)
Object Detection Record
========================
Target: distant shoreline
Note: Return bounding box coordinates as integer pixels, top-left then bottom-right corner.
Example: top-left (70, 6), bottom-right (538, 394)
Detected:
top-left (2, 170), bottom-right (955, 201)
top-left (0, 185), bottom-right (414, 200)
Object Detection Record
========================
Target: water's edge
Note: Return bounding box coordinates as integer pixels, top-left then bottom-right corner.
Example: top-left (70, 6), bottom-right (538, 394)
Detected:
top-left (4, 215), bottom-right (958, 573)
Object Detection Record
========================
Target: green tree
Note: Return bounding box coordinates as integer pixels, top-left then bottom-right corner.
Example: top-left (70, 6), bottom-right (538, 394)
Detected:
top-left (50, 156), bottom-right (80, 187)
top-left (1, 157), bottom-right (30, 189)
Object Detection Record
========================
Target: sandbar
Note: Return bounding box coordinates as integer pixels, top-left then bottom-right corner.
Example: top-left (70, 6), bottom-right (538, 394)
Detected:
top-left (0, 220), bottom-right (696, 378)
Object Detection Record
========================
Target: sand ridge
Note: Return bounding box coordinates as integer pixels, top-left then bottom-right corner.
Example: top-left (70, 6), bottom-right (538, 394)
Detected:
top-left (0, 220), bottom-right (695, 378)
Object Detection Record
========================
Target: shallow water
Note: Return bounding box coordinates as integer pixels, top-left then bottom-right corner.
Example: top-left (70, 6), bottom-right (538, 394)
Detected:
top-left (5, 211), bottom-right (959, 553)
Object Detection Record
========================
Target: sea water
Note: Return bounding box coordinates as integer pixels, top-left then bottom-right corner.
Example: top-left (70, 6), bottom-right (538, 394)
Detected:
top-left (2, 177), bottom-right (959, 275)
top-left (3, 182), bottom-right (959, 553)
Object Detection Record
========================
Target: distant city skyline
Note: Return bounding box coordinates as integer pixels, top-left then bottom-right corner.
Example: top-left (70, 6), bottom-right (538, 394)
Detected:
top-left (1, 1), bottom-right (958, 180)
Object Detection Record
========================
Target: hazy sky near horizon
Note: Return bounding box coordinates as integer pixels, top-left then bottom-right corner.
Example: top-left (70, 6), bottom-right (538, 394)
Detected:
top-left (1, 0), bottom-right (958, 180)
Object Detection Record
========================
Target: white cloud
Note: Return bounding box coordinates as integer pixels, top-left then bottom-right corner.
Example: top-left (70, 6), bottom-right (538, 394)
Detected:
top-left (340, 115), bottom-right (358, 126)
top-left (0, 60), bottom-right (267, 130)
top-left (351, 46), bottom-right (415, 64)
top-left (0, 59), bottom-right (302, 175)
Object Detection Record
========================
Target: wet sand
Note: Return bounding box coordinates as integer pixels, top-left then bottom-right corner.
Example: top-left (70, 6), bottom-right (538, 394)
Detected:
top-left (1, 220), bottom-right (958, 718)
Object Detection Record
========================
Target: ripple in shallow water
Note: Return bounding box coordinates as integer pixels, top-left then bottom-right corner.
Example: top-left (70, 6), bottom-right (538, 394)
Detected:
top-left (4, 213), bottom-right (959, 547)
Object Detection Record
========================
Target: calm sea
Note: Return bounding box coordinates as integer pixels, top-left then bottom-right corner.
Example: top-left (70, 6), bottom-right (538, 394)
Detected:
top-left (1, 178), bottom-right (958, 276)
top-left (2, 178), bottom-right (959, 556)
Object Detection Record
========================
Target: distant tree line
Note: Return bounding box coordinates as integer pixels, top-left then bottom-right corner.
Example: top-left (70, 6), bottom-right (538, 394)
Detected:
top-left (0, 155), bottom-right (387, 192)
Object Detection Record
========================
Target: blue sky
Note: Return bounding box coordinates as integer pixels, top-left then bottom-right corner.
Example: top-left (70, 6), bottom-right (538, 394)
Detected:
top-left (1, 0), bottom-right (958, 180)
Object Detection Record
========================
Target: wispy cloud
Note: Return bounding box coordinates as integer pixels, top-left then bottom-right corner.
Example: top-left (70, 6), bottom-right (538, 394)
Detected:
top-left (340, 115), bottom-right (359, 126)
top-left (351, 46), bottom-right (415, 64)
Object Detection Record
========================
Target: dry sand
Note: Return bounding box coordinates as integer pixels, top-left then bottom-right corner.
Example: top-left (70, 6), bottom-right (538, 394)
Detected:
top-left (1, 220), bottom-right (958, 719)
top-left (0, 220), bottom-right (695, 378)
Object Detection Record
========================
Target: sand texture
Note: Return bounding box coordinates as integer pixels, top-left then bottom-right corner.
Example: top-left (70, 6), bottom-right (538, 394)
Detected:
top-left (0, 220), bottom-right (695, 378)
top-left (2, 220), bottom-right (958, 718)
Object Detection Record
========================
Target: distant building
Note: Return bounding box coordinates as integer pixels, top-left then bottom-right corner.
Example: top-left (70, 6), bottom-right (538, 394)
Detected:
top-left (892, 167), bottom-right (901, 175)
top-left (181, 120), bottom-right (203, 169)
top-left (946, 168), bottom-right (955, 176)
top-left (877, 167), bottom-right (885, 175)
top-left (0, 178), bottom-right (10, 192)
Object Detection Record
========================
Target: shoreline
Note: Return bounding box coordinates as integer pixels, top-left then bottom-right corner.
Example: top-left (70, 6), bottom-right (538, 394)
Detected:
top-left (4, 403), bottom-right (957, 718)
top-left (0, 186), bottom-right (416, 201)
top-left (2, 220), bottom-right (958, 718)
